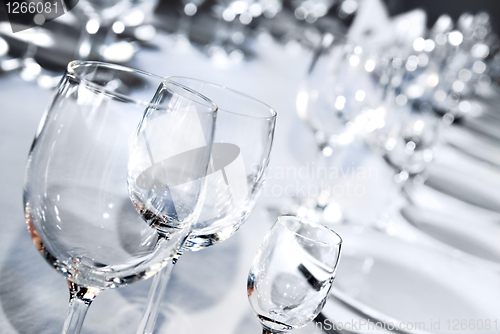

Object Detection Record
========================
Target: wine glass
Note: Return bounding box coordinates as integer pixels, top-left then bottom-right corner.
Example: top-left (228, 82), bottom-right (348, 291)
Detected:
top-left (295, 37), bottom-right (393, 219)
top-left (380, 102), bottom-right (441, 184)
top-left (74, 0), bottom-right (158, 61)
top-left (135, 77), bottom-right (277, 334)
top-left (23, 60), bottom-right (218, 334)
top-left (298, 38), bottom-right (390, 153)
top-left (73, 0), bottom-right (130, 59)
top-left (247, 215), bottom-right (342, 334)
top-left (373, 33), bottom-right (448, 185)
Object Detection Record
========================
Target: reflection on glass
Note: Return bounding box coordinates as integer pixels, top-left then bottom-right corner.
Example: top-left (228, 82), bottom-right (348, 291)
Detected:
top-left (23, 61), bottom-right (217, 334)
top-left (248, 215), bottom-right (342, 334)
top-left (135, 77), bottom-right (277, 334)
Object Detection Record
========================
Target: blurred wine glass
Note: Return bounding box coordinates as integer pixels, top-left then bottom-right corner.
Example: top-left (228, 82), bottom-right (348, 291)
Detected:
top-left (377, 12), bottom-right (496, 184)
top-left (425, 13), bottom-right (496, 120)
top-left (298, 38), bottom-right (387, 152)
top-left (295, 35), bottom-right (392, 218)
top-left (0, 21), bottom-right (52, 83)
top-left (74, 0), bottom-right (129, 59)
top-left (290, 0), bottom-right (335, 24)
top-left (380, 103), bottom-right (441, 184)
top-left (74, 0), bottom-right (158, 61)
top-left (207, 0), bottom-right (283, 62)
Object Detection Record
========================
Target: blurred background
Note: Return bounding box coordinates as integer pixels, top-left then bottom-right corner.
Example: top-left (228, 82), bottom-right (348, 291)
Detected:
top-left (0, 0), bottom-right (499, 77)
top-left (1, 0), bottom-right (499, 333)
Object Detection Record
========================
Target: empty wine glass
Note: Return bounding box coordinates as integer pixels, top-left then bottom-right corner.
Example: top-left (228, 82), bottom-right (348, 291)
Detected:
top-left (23, 61), bottom-right (217, 334)
top-left (290, 0), bottom-right (336, 24)
top-left (74, 0), bottom-right (130, 59)
top-left (74, 0), bottom-right (158, 61)
top-left (247, 215), bottom-right (342, 334)
top-left (135, 77), bottom-right (277, 334)
top-left (297, 38), bottom-right (387, 153)
top-left (380, 102), bottom-right (441, 184)
top-left (375, 38), bottom-right (446, 185)
top-left (295, 36), bottom-right (393, 219)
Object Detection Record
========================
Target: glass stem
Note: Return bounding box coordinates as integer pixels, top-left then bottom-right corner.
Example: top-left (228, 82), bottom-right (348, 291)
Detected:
top-left (61, 281), bottom-right (100, 334)
top-left (136, 259), bottom-right (178, 334)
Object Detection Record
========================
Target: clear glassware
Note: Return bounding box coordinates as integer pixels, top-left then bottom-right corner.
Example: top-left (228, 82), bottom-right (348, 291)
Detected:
top-left (74, 0), bottom-right (130, 59)
top-left (247, 215), bottom-right (342, 334)
top-left (295, 37), bottom-right (392, 218)
top-left (135, 77), bottom-right (277, 334)
top-left (74, 0), bottom-right (158, 61)
top-left (380, 102), bottom-right (441, 184)
top-left (23, 61), bottom-right (217, 334)
top-left (298, 38), bottom-right (394, 151)
top-left (290, 0), bottom-right (336, 23)
top-left (420, 13), bottom-right (495, 120)
top-left (374, 31), bottom-right (449, 185)
top-left (208, 0), bottom-right (265, 60)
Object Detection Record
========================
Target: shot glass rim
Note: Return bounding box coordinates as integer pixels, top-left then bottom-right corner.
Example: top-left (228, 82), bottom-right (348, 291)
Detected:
top-left (276, 214), bottom-right (342, 247)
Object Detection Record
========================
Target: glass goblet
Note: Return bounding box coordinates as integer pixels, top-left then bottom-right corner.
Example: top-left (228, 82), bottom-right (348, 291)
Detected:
top-left (297, 39), bottom-right (388, 153)
top-left (295, 38), bottom-right (392, 220)
top-left (381, 102), bottom-right (441, 184)
top-left (247, 215), bottom-right (342, 334)
top-left (134, 77), bottom-right (277, 334)
top-left (74, 0), bottom-right (131, 59)
top-left (23, 60), bottom-right (217, 334)
top-left (74, 0), bottom-right (159, 61)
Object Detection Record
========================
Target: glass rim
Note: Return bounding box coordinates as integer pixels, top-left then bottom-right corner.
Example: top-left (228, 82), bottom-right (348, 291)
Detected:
top-left (277, 214), bottom-right (342, 246)
top-left (66, 61), bottom-right (218, 113)
top-left (165, 76), bottom-right (277, 120)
